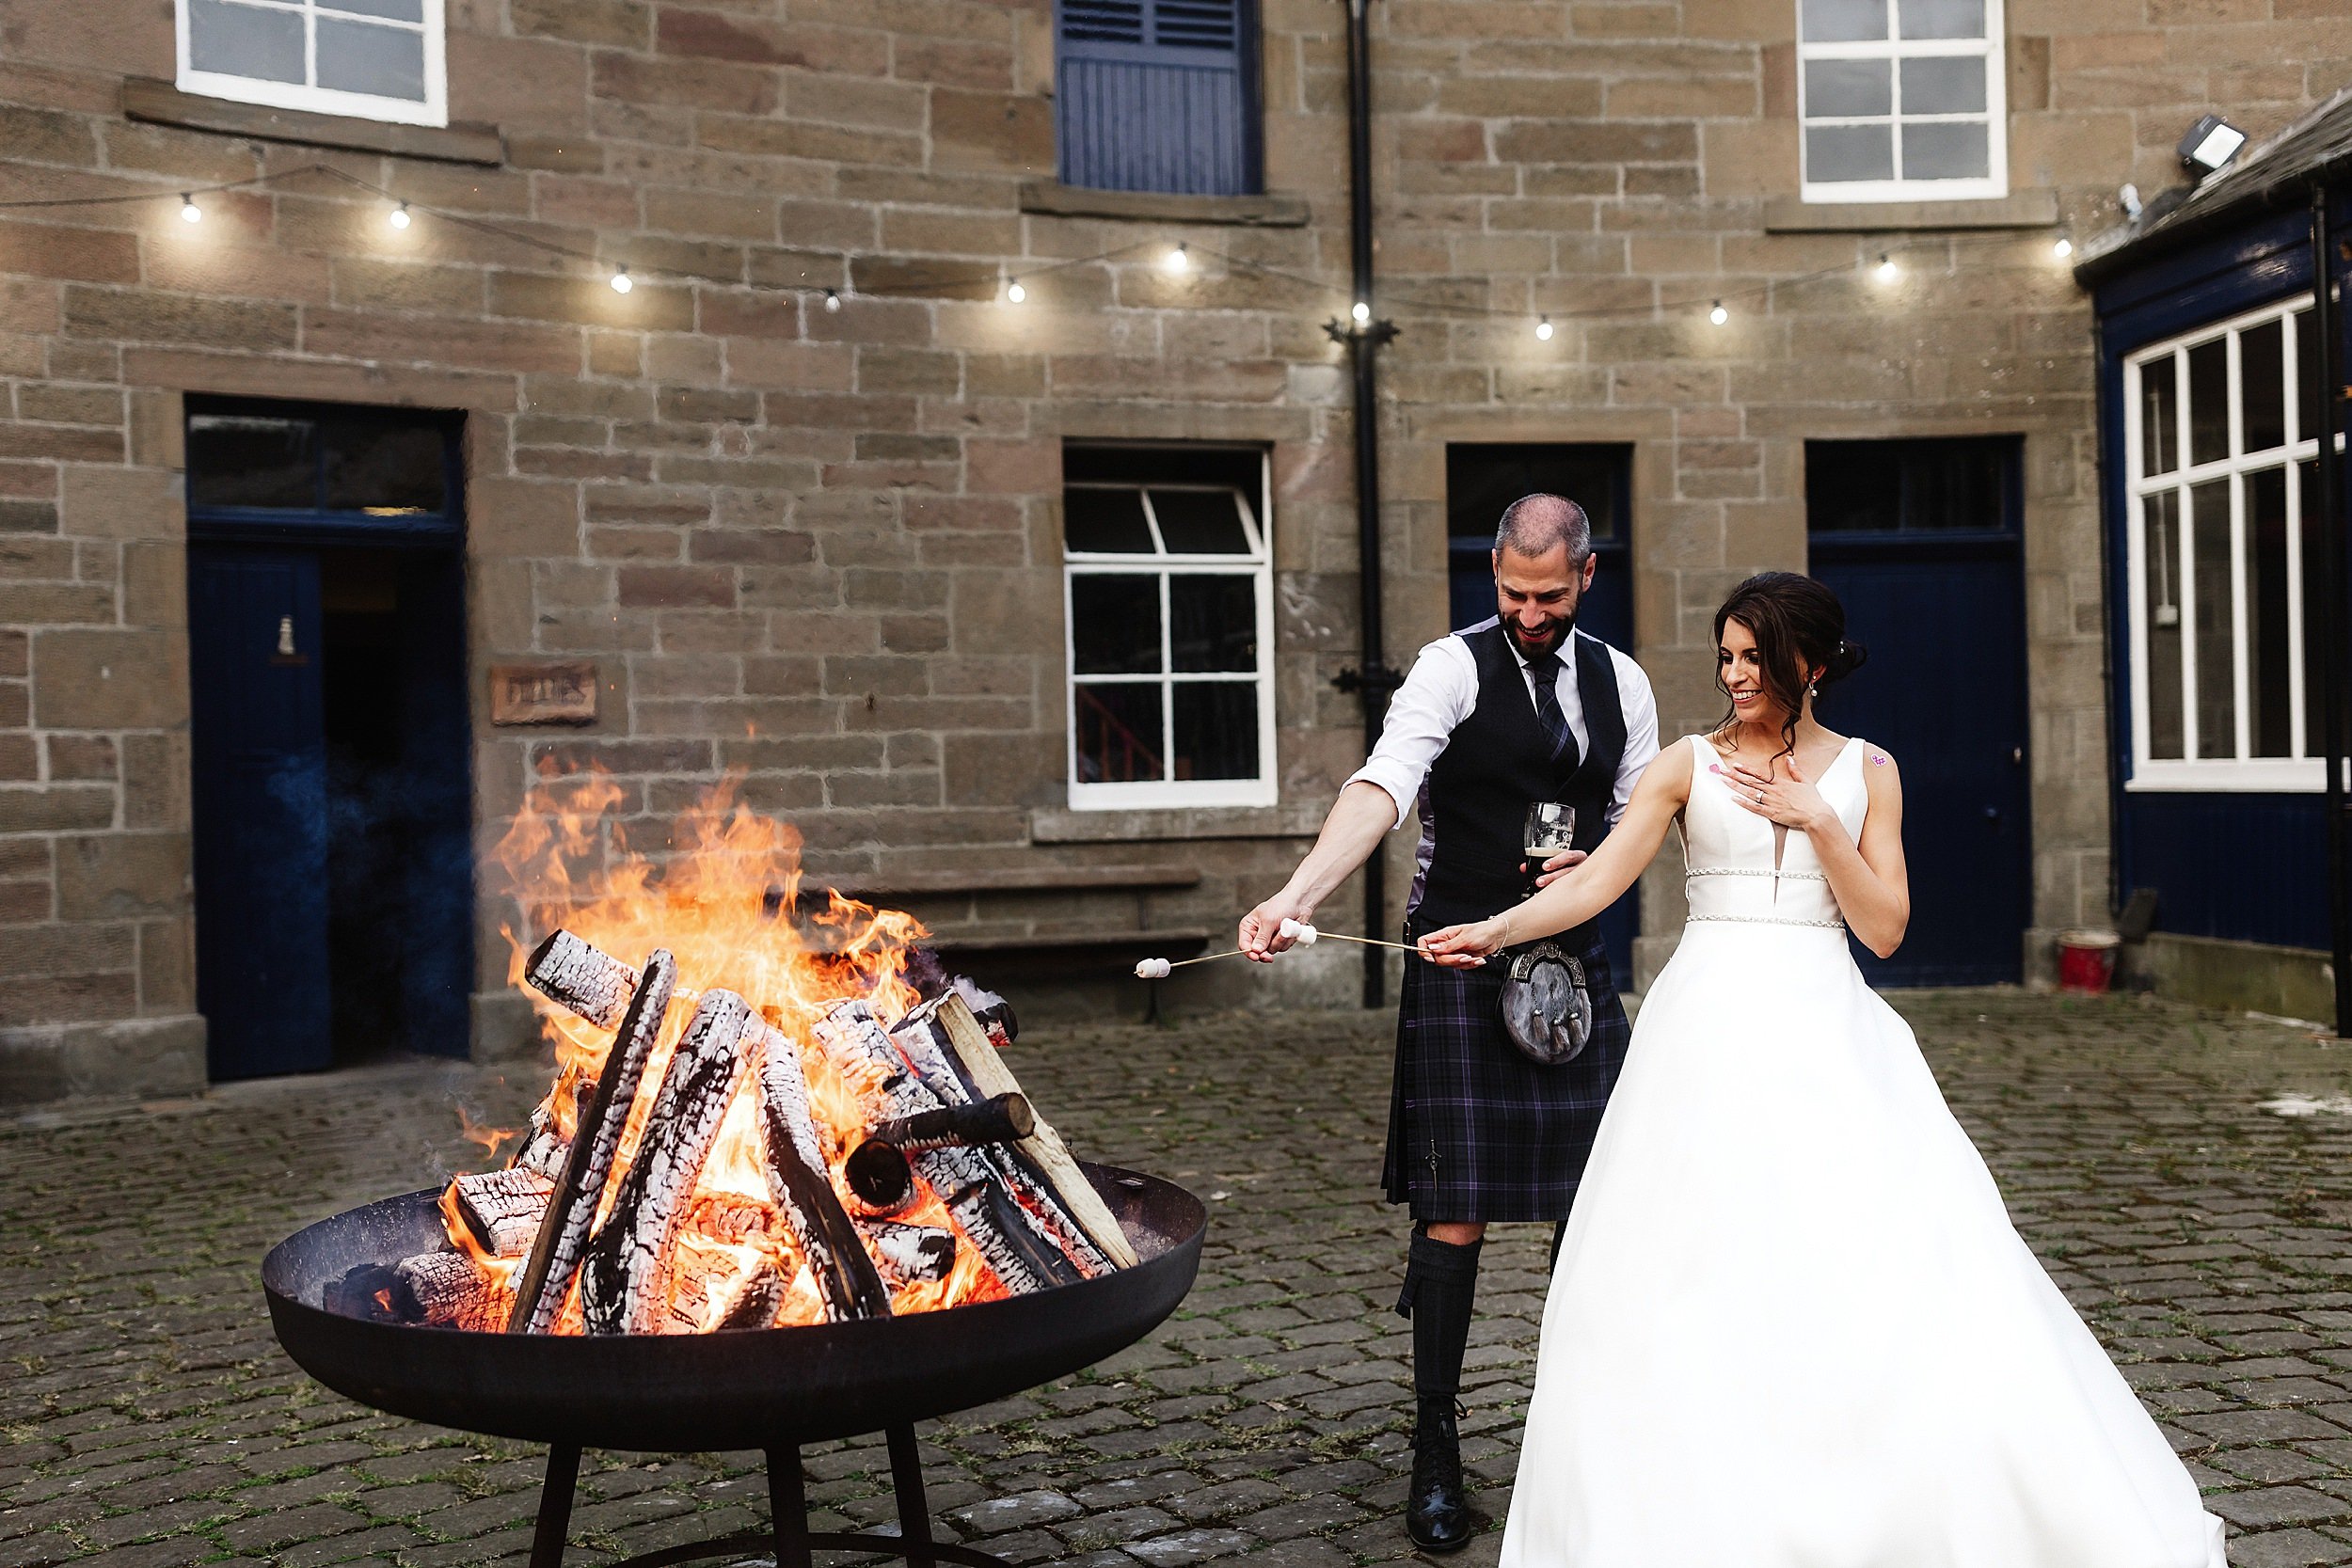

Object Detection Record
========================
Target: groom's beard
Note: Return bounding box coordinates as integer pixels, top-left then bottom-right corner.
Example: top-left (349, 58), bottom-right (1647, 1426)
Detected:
top-left (1505, 610), bottom-right (1575, 660)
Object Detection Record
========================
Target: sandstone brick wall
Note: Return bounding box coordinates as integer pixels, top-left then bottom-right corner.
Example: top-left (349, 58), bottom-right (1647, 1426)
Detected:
top-left (0, 0), bottom-right (2342, 1099)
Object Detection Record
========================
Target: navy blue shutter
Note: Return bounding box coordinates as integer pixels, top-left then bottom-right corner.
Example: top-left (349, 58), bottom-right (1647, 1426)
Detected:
top-left (1057, 0), bottom-right (1261, 196)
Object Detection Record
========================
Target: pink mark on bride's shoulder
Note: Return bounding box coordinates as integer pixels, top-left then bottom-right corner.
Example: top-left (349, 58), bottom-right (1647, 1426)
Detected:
top-left (1868, 752), bottom-right (1890, 766)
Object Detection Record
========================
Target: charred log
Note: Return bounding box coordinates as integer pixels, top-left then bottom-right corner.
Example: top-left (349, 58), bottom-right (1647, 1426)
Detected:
top-left (579, 990), bottom-right (755, 1335)
top-left (526, 929), bottom-right (641, 1029)
top-left (816, 1000), bottom-right (1082, 1295)
top-left (869, 1093), bottom-right (1034, 1153)
top-left (843, 1139), bottom-right (914, 1212)
top-left (684, 1192), bottom-right (775, 1247)
top-left (862, 1221), bottom-right (957, 1289)
top-left (453, 1167), bottom-right (554, 1259)
top-left (752, 1018), bottom-right (894, 1322)
top-left (714, 1265), bottom-right (787, 1331)
top-left (930, 995), bottom-right (1138, 1270)
top-left (507, 947), bottom-right (678, 1334)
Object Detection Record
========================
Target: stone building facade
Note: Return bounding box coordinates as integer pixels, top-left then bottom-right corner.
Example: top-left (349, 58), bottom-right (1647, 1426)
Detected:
top-left (0, 0), bottom-right (2344, 1101)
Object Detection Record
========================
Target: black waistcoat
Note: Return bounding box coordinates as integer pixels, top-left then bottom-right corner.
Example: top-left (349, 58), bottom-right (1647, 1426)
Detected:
top-left (1410, 623), bottom-right (1627, 933)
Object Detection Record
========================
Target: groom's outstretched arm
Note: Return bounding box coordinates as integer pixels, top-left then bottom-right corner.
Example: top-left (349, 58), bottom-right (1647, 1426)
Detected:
top-left (1237, 782), bottom-right (1395, 961)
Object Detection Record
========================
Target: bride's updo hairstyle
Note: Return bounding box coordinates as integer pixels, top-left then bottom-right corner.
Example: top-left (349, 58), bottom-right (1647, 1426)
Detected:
top-left (1710, 571), bottom-right (1868, 759)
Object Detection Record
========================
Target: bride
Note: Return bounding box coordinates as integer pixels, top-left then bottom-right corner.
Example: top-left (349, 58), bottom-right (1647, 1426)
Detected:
top-left (1418, 572), bottom-right (2227, 1566)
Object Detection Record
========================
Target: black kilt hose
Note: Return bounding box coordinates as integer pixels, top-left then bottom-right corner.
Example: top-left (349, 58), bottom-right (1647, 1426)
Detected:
top-left (1382, 926), bottom-right (1630, 1223)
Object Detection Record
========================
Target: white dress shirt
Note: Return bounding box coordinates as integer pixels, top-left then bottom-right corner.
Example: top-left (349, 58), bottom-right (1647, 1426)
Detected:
top-left (1346, 617), bottom-right (1661, 832)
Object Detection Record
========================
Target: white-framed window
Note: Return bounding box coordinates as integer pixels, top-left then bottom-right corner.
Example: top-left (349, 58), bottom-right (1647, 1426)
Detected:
top-left (1797, 0), bottom-right (2006, 203)
top-left (1062, 454), bottom-right (1276, 811)
top-left (2125, 295), bottom-right (2344, 793)
top-left (177, 0), bottom-right (447, 128)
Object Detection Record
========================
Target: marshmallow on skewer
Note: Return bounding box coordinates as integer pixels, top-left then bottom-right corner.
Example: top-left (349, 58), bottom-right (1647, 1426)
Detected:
top-left (1278, 918), bottom-right (1319, 946)
top-left (1135, 958), bottom-right (1173, 980)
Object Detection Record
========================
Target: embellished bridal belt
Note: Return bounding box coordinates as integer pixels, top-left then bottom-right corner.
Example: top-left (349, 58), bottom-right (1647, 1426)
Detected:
top-left (1682, 866), bottom-right (1846, 930)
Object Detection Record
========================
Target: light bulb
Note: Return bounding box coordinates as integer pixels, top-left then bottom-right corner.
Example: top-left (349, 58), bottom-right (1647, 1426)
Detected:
top-left (1007, 279), bottom-right (1026, 303)
top-left (1162, 243), bottom-right (1190, 276)
top-left (2052, 235), bottom-right (2074, 259)
top-left (1351, 300), bottom-right (1371, 324)
top-left (1874, 253), bottom-right (1899, 281)
top-left (823, 288), bottom-right (841, 313)
top-left (388, 201), bottom-right (411, 230)
top-left (610, 264), bottom-right (632, 293)
top-left (1708, 300), bottom-right (1728, 325)
top-left (1534, 316), bottom-right (1553, 341)
top-left (179, 194), bottom-right (201, 224)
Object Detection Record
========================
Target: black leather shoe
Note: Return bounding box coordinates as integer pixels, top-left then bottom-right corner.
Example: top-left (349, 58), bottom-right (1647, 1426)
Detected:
top-left (1405, 1400), bottom-right (1477, 1553)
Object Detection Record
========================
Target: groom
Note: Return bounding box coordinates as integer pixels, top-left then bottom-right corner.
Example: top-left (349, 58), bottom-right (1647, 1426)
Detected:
top-left (1240, 493), bottom-right (1658, 1551)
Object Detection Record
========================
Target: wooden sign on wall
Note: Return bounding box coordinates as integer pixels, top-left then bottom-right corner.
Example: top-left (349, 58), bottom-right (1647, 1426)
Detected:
top-left (489, 661), bottom-right (597, 726)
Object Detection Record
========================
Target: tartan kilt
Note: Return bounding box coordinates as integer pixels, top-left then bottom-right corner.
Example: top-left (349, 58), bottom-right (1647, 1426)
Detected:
top-left (1381, 924), bottom-right (1631, 1224)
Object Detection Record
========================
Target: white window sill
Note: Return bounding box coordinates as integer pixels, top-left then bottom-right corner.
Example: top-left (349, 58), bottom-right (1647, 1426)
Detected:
top-left (2126, 759), bottom-right (2331, 793)
top-left (1032, 800), bottom-right (1326, 843)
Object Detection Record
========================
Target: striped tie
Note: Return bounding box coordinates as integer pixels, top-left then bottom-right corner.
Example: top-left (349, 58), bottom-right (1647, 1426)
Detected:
top-left (1524, 651), bottom-right (1578, 767)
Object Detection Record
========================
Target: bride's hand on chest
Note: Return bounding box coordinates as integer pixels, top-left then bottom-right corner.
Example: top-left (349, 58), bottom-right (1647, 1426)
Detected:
top-left (1718, 752), bottom-right (1833, 832)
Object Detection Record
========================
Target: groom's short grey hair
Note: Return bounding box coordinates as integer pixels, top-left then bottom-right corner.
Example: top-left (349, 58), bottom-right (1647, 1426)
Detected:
top-left (1494, 493), bottom-right (1593, 564)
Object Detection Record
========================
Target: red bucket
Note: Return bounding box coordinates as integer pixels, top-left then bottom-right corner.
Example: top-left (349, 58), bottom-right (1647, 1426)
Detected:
top-left (2057, 929), bottom-right (2121, 994)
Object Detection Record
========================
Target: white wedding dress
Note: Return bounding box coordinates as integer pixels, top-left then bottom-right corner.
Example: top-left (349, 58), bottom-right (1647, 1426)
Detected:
top-left (1499, 733), bottom-right (2228, 1568)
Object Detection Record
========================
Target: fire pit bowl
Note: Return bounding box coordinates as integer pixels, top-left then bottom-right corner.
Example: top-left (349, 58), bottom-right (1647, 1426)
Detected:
top-left (262, 1164), bottom-right (1205, 1568)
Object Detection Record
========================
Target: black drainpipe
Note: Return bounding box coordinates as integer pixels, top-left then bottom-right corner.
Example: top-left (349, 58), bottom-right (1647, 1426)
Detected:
top-left (2310, 181), bottom-right (2351, 1037)
top-left (1328, 0), bottom-right (1401, 1009)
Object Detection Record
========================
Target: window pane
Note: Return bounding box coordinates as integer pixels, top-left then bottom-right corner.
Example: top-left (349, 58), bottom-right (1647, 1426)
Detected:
top-left (1172, 683), bottom-right (1258, 781)
top-left (2144, 489), bottom-right (2185, 760)
top-left (1074, 683), bottom-right (1163, 784)
top-left (187, 0), bottom-right (306, 83)
top-left (1898, 0), bottom-right (1983, 38)
top-left (2186, 338), bottom-right (2230, 467)
top-left (1169, 576), bottom-right (1256, 673)
top-left (1801, 0), bottom-right (1887, 41)
top-left (1149, 489), bottom-right (1251, 554)
top-left (2139, 356), bottom-right (2177, 476)
top-left (2241, 319), bottom-right (2286, 454)
top-left (188, 414), bottom-right (317, 510)
top-left (2190, 478), bottom-right (2235, 759)
top-left (1804, 436), bottom-right (2011, 531)
top-left (322, 417), bottom-right (446, 513)
top-left (319, 0), bottom-right (424, 18)
top-left (1899, 55), bottom-right (1986, 114)
top-left (2302, 460), bottom-right (2327, 753)
top-left (1900, 119), bottom-right (1989, 181)
top-left (1806, 123), bottom-right (1894, 183)
top-left (317, 16), bottom-right (429, 102)
top-left (2247, 467), bottom-right (2293, 758)
top-left (1804, 58), bottom-right (1892, 118)
top-left (1070, 576), bottom-right (1161, 674)
top-left (1065, 488), bottom-right (1154, 554)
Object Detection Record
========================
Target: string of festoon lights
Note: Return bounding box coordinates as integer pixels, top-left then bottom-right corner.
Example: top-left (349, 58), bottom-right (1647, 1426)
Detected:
top-left (0, 161), bottom-right (2079, 337)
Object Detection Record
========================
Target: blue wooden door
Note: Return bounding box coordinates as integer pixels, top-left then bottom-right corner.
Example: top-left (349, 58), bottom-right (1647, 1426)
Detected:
top-left (1444, 445), bottom-right (1638, 980)
top-left (188, 546), bottom-right (333, 1078)
top-left (1807, 438), bottom-right (2030, 986)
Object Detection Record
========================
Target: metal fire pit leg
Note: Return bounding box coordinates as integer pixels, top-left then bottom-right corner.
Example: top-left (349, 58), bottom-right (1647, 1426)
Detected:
top-left (531, 1444), bottom-right (583, 1568)
top-left (887, 1423), bottom-right (935, 1568)
top-left (766, 1446), bottom-right (812, 1568)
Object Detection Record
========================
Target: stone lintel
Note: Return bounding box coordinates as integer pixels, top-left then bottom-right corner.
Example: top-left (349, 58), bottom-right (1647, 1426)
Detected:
top-left (1018, 181), bottom-right (1312, 229)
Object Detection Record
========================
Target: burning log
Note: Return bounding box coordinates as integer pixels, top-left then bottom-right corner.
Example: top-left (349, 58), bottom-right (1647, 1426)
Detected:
top-left (526, 928), bottom-right (639, 1029)
top-left (816, 999), bottom-right (1085, 1295)
top-left (841, 1094), bottom-right (1035, 1210)
top-left (453, 1167), bottom-right (553, 1258)
top-left (751, 1018), bottom-right (895, 1322)
top-left (508, 946), bottom-right (679, 1334)
top-left (714, 1265), bottom-right (787, 1331)
top-left (685, 1192), bottom-right (775, 1246)
top-left (400, 1251), bottom-right (506, 1331)
top-left (512, 1096), bottom-right (573, 1182)
top-left (579, 990), bottom-right (755, 1335)
top-left (901, 997), bottom-right (1140, 1271)
top-left (863, 1221), bottom-right (957, 1289)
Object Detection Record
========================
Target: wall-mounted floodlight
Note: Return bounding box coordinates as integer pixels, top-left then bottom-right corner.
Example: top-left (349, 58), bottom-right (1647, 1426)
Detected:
top-left (2177, 114), bottom-right (2248, 176)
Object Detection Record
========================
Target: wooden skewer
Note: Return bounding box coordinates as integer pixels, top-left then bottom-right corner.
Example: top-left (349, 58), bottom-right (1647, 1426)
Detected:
top-left (1135, 921), bottom-right (1474, 979)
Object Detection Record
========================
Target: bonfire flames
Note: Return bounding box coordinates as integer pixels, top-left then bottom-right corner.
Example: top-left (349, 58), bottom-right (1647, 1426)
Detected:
top-left (327, 770), bottom-right (1136, 1337)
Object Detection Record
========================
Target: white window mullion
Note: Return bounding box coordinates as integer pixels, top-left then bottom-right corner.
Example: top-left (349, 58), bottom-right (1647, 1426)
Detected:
top-left (2289, 455), bottom-right (2310, 760)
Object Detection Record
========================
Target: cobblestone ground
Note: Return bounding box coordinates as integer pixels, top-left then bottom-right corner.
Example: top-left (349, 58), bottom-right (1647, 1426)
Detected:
top-left (8, 991), bottom-right (2352, 1567)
